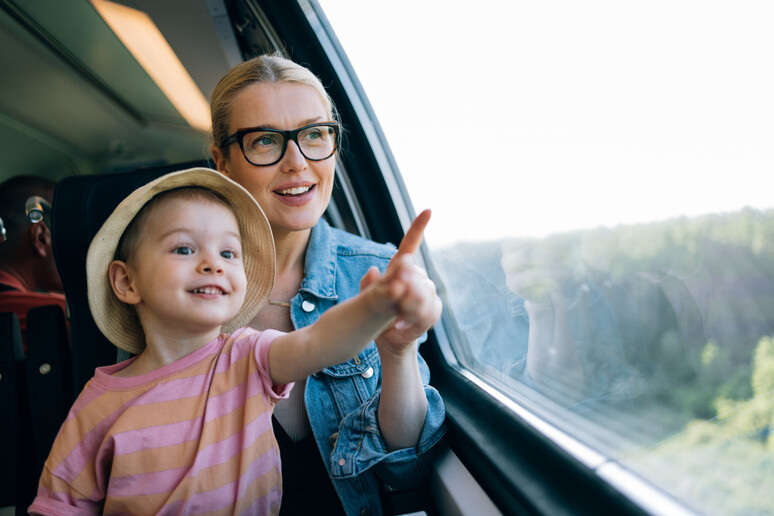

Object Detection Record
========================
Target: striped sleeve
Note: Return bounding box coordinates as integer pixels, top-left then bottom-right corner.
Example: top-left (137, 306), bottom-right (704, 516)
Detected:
top-left (249, 328), bottom-right (291, 399)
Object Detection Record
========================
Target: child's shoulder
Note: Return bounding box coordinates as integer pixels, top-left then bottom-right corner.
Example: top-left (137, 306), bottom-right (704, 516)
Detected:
top-left (230, 326), bottom-right (260, 340)
top-left (230, 326), bottom-right (282, 338)
top-left (228, 327), bottom-right (286, 348)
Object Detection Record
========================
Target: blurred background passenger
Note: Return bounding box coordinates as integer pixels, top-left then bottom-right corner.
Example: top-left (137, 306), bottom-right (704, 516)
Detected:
top-left (0, 175), bottom-right (67, 351)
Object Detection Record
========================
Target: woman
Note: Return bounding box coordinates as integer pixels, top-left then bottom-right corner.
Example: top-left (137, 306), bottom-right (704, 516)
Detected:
top-left (209, 54), bottom-right (446, 516)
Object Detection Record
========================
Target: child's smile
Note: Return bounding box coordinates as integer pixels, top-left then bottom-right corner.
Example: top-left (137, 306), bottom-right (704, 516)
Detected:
top-left (191, 285), bottom-right (227, 296)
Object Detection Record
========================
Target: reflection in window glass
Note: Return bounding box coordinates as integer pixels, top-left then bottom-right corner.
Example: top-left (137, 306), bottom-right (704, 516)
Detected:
top-left (320, 1), bottom-right (774, 513)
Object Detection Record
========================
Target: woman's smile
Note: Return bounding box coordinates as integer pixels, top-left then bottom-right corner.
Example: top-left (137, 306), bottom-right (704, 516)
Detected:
top-left (275, 184), bottom-right (314, 196)
top-left (273, 182), bottom-right (316, 205)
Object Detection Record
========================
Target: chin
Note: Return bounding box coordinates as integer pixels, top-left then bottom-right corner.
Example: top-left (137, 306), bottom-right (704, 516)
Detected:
top-left (275, 214), bottom-right (320, 233)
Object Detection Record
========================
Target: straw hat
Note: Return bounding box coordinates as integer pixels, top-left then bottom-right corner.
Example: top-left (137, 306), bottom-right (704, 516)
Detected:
top-left (86, 167), bottom-right (275, 354)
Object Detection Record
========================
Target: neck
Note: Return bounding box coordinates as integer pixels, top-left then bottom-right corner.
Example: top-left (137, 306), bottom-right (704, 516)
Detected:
top-left (264, 226), bottom-right (311, 313)
top-left (271, 227), bottom-right (311, 279)
top-left (0, 263), bottom-right (34, 291)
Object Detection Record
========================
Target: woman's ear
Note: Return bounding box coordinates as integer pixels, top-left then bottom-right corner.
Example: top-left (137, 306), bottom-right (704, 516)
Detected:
top-left (210, 145), bottom-right (229, 176)
top-left (109, 260), bottom-right (141, 305)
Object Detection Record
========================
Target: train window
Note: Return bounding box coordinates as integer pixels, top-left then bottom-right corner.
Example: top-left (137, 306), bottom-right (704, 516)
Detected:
top-left (320, 1), bottom-right (774, 514)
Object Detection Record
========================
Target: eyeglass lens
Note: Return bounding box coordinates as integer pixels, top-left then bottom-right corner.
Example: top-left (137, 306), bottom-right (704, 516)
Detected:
top-left (241, 125), bottom-right (337, 165)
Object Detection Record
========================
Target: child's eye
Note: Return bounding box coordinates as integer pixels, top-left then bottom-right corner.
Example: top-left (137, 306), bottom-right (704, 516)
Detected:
top-left (174, 246), bottom-right (193, 255)
top-left (221, 249), bottom-right (237, 259)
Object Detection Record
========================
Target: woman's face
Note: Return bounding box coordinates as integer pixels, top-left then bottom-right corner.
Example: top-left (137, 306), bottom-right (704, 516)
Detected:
top-left (213, 82), bottom-right (336, 237)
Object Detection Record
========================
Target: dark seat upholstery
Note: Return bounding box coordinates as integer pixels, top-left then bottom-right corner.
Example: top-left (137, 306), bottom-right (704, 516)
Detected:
top-left (52, 160), bottom-right (211, 395)
top-left (25, 305), bottom-right (72, 482)
top-left (2, 298), bottom-right (76, 515)
top-left (0, 304), bottom-right (72, 513)
top-left (0, 311), bottom-right (26, 509)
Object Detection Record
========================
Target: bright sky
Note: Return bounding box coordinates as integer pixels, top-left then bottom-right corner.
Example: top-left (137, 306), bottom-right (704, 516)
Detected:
top-left (318, 1), bottom-right (774, 246)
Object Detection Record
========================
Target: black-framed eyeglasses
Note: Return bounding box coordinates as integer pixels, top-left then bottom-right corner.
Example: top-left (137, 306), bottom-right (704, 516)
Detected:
top-left (222, 122), bottom-right (340, 167)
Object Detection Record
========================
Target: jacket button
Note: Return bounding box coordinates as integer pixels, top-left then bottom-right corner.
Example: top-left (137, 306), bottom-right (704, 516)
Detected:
top-left (301, 300), bottom-right (315, 312)
top-left (329, 432), bottom-right (338, 448)
top-left (360, 366), bottom-right (374, 379)
top-left (359, 509), bottom-right (371, 516)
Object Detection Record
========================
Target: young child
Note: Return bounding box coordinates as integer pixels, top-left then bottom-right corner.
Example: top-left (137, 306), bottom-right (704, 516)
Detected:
top-left (28, 167), bottom-right (441, 515)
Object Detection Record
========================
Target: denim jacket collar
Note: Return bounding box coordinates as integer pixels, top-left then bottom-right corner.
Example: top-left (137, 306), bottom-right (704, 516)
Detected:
top-left (299, 218), bottom-right (338, 301)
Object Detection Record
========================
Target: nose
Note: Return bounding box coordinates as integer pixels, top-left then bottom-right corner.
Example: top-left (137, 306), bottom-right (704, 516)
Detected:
top-left (280, 139), bottom-right (307, 172)
top-left (198, 252), bottom-right (224, 274)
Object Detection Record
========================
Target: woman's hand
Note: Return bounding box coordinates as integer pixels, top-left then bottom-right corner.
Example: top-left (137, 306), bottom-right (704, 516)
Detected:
top-left (360, 210), bottom-right (442, 357)
top-left (361, 210), bottom-right (439, 450)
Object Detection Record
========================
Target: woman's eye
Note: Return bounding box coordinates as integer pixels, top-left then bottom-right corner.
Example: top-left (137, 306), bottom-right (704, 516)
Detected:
top-left (302, 128), bottom-right (325, 142)
top-left (247, 132), bottom-right (281, 149)
top-left (301, 127), bottom-right (334, 146)
top-left (174, 246), bottom-right (193, 255)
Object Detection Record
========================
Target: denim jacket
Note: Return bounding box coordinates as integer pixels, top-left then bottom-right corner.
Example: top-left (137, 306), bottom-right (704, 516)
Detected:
top-left (289, 219), bottom-right (446, 516)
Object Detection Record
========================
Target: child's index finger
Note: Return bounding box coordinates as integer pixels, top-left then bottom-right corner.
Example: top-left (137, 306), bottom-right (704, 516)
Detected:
top-left (396, 209), bottom-right (431, 256)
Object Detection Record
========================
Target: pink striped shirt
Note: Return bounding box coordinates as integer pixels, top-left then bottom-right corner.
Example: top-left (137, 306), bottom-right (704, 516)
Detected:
top-left (29, 327), bottom-right (291, 515)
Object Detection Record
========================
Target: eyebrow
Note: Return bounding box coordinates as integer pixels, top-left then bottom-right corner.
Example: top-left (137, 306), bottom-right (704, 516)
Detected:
top-left (159, 228), bottom-right (242, 241)
top-left (299, 116), bottom-right (326, 126)
top-left (248, 116), bottom-right (327, 131)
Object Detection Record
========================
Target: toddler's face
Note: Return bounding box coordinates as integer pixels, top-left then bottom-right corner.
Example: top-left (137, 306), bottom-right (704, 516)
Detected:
top-left (126, 197), bottom-right (247, 336)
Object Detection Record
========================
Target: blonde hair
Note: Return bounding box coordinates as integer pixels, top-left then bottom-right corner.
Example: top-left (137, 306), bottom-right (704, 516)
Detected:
top-left (210, 54), bottom-right (337, 153)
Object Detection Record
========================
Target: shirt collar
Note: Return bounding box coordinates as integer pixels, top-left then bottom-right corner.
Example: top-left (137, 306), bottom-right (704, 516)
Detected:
top-left (299, 219), bottom-right (338, 300)
top-left (0, 270), bottom-right (26, 292)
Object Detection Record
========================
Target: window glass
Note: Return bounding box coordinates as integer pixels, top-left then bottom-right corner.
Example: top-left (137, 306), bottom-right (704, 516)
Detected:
top-left (319, 1), bottom-right (774, 513)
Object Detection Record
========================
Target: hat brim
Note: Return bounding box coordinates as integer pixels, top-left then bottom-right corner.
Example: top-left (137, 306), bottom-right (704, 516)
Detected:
top-left (86, 167), bottom-right (275, 354)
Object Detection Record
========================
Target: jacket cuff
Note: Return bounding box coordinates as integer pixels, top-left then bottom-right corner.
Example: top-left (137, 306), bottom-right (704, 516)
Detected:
top-left (327, 386), bottom-right (446, 481)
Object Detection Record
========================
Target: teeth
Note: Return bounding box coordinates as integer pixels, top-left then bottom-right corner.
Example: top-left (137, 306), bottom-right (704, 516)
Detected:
top-left (277, 186), bottom-right (311, 195)
top-left (193, 287), bottom-right (223, 295)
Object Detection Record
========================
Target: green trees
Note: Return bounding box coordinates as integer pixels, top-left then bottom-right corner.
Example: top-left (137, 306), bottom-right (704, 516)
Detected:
top-left (501, 207), bottom-right (774, 513)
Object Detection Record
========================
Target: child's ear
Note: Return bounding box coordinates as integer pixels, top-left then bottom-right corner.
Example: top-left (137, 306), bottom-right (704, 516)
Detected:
top-left (109, 260), bottom-right (141, 305)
